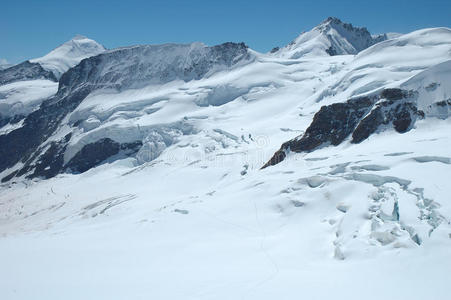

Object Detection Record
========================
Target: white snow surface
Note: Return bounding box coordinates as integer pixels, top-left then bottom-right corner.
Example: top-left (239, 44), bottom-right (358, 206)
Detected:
top-left (402, 59), bottom-right (451, 118)
top-left (0, 58), bottom-right (12, 70)
top-left (1, 24), bottom-right (451, 300)
top-left (385, 32), bottom-right (404, 39)
top-left (30, 35), bottom-right (105, 79)
top-left (0, 79), bottom-right (58, 118)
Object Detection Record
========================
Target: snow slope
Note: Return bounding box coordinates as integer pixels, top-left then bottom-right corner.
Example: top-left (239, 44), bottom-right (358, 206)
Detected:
top-left (1, 116), bottom-right (450, 300)
top-left (0, 58), bottom-right (12, 70)
top-left (402, 59), bottom-right (451, 118)
top-left (30, 35), bottom-right (106, 79)
top-left (0, 80), bottom-right (58, 119)
top-left (0, 19), bottom-right (451, 300)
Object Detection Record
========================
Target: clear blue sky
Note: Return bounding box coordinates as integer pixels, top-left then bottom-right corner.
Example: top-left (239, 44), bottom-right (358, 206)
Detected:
top-left (2, 0), bottom-right (451, 64)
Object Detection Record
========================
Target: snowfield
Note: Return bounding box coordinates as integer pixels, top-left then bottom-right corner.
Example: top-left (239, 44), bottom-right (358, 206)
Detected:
top-left (0, 79), bottom-right (58, 119)
top-left (1, 118), bottom-right (450, 300)
top-left (0, 18), bottom-right (450, 300)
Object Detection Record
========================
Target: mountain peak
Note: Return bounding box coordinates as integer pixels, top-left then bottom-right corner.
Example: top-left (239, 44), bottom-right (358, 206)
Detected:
top-left (274, 17), bottom-right (387, 58)
top-left (71, 34), bottom-right (89, 41)
top-left (319, 17), bottom-right (374, 37)
top-left (322, 16), bottom-right (343, 24)
top-left (320, 17), bottom-right (367, 32)
top-left (30, 35), bottom-right (106, 79)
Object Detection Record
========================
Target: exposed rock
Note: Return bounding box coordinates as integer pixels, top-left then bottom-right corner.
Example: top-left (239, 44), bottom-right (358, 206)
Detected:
top-left (325, 46), bottom-right (338, 56)
top-left (0, 61), bottom-right (57, 86)
top-left (2, 133), bottom-right (72, 181)
top-left (2, 136), bottom-right (142, 181)
top-left (263, 88), bottom-right (423, 168)
top-left (24, 137), bottom-right (70, 179)
top-left (262, 96), bottom-right (374, 168)
top-left (262, 148), bottom-right (287, 168)
top-left (270, 47), bottom-right (280, 53)
top-left (0, 87), bottom-right (91, 174)
top-left (352, 94), bottom-right (422, 143)
top-left (381, 88), bottom-right (410, 101)
top-left (0, 114), bottom-right (25, 129)
top-left (59, 42), bottom-right (252, 93)
top-left (64, 138), bottom-right (142, 174)
top-left (435, 99), bottom-right (451, 107)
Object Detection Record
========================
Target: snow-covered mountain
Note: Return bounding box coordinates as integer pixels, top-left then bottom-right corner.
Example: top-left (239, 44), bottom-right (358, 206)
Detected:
top-left (0, 35), bottom-right (105, 136)
top-left (30, 35), bottom-right (106, 79)
top-left (265, 28), bottom-right (451, 167)
top-left (1, 18), bottom-right (451, 300)
top-left (0, 41), bottom-right (252, 180)
top-left (274, 17), bottom-right (387, 58)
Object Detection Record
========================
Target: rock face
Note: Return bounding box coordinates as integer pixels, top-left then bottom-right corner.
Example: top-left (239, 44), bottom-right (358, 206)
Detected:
top-left (0, 114), bottom-right (24, 129)
top-left (0, 42), bottom-right (253, 182)
top-left (59, 42), bottom-right (251, 92)
top-left (9, 133), bottom-right (73, 181)
top-left (262, 89), bottom-right (423, 168)
top-left (0, 61), bottom-right (57, 86)
top-left (64, 139), bottom-right (142, 174)
top-left (352, 89), bottom-right (421, 143)
top-left (0, 86), bottom-right (91, 177)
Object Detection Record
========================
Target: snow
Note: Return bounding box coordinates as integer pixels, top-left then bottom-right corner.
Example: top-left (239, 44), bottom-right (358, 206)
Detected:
top-left (385, 32), bottom-right (404, 39)
top-left (0, 79), bottom-right (58, 118)
top-left (402, 59), bottom-right (451, 117)
top-left (311, 27), bottom-right (451, 105)
top-left (275, 17), bottom-right (386, 59)
top-left (1, 118), bottom-right (450, 300)
top-left (1, 20), bottom-right (451, 300)
top-left (30, 35), bottom-right (105, 79)
top-left (0, 58), bottom-right (12, 70)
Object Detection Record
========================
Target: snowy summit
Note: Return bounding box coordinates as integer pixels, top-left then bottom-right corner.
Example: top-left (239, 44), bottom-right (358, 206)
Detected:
top-left (30, 34), bottom-right (106, 78)
top-left (274, 17), bottom-right (387, 58)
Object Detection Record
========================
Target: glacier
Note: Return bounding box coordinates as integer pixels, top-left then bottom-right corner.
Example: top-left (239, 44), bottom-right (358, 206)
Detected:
top-left (0, 17), bottom-right (450, 300)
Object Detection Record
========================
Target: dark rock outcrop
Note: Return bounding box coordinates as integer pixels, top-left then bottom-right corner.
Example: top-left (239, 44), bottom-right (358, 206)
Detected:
top-left (325, 46), bottom-right (338, 56)
top-left (0, 87), bottom-right (91, 175)
top-left (352, 90), bottom-right (420, 143)
top-left (64, 139), bottom-right (142, 174)
top-left (2, 135), bottom-right (142, 181)
top-left (435, 99), bottom-right (451, 107)
top-left (0, 114), bottom-right (25, 129)
top-left (263, 88), bottom-right (423, 168)
top-left (0, 55), bottom-right (99, 180)
top-left (15, 133), bottom-right (72, 180)
top-left (0, 61), bottom-right (57, 86)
